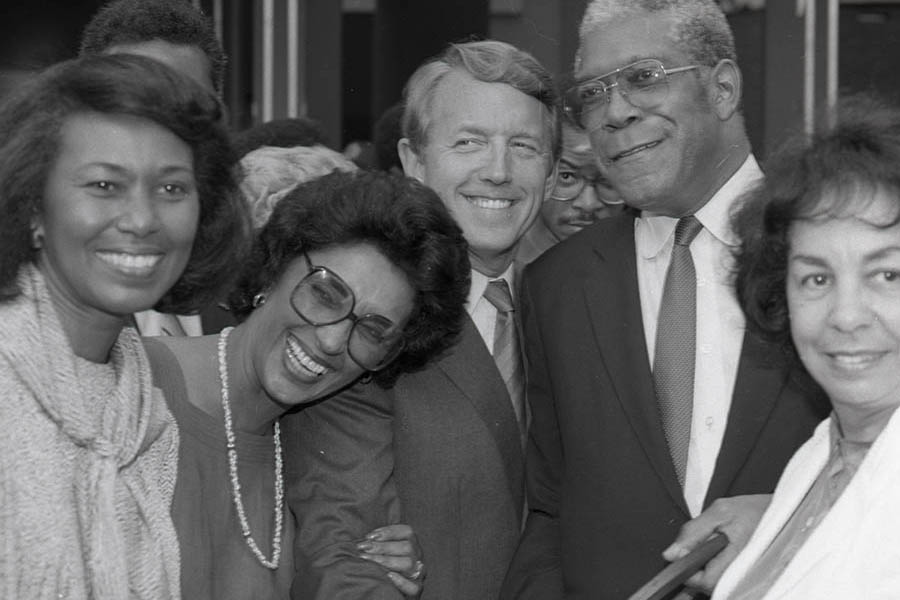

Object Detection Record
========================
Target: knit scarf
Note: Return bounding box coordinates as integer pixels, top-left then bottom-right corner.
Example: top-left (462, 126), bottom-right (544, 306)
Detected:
top-left (0, 264), bottom-right (181, 599)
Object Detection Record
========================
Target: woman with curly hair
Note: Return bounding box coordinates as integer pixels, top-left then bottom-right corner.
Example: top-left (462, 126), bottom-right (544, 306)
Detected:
top-left (143, 169), bottom-right (471, 598)
top-left (712, 93), bottom-right (900, 598)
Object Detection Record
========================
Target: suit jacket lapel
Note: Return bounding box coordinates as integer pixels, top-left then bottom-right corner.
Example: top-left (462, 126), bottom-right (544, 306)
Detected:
top-left (713, 423), bottom-right (829, 599)
top-left (583, 217), bottom-right (688, 513)
top-left (766, 433), bottom-right (833, 598)
top-left (436, 316), bottom-right (524, 512)
top-left (704, 331), bottom-right (787, 504)
top-left (512, 259), bottom-right (530, 435)
top-left (773, 410), bottom-right (900, 596)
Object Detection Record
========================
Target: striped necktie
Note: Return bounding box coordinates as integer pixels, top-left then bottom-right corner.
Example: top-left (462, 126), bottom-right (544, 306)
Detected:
top-left (483, 279), bottom-right (526, 432)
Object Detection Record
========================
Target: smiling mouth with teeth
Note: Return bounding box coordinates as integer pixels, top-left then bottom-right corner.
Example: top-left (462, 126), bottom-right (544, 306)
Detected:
top-left (286, 336), bottom-right (329, 377)
top-left (96, 251), bottom-right (162, 274)
top-left (466, 196), bottom-right (515, 209)
top-left (828, 352), bottom-right (885, 368)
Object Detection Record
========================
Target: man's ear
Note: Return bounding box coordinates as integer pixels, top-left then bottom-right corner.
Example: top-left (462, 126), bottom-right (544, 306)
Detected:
top-left (708, 59), bottom-right (742, 121)
top-left (398, 138), bottom-right (425, 183)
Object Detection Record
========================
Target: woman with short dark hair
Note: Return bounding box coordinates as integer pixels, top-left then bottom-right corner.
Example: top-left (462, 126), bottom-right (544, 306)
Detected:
top-left (145, 169), bottom-right (470, 598)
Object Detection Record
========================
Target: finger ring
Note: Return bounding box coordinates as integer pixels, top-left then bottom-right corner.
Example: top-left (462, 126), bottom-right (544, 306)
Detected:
top-left (409, 559), bottom-right (425, 580)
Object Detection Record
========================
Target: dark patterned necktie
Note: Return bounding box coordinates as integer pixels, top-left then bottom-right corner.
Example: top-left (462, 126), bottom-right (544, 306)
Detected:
top-left (483, 279), bottom-right (526, 431)
top-left (653, 216), bottom-right (703, 487)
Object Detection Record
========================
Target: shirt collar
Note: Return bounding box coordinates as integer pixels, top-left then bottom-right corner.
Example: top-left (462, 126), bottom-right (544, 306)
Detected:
top-left (466, 263), bottom-right (516, 316)
top-left (636, 154), bottom-right (763, 259)
top-left (827, 416), bottom-right (873, 481)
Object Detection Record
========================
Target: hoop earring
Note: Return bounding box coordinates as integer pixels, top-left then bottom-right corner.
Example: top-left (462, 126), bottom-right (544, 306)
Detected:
top-left (31, 227), bottom-right (44, 250)
top-left (251, 293), bottom-right (267, 308)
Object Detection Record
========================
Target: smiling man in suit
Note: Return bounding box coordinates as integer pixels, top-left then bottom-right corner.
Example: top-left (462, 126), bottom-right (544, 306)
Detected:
top-left (288, 40), bottom-right (559, 600)
top-left (387, 40), bottom-right (557, 599)
top-left (500, 1), bottom-right (829, 599)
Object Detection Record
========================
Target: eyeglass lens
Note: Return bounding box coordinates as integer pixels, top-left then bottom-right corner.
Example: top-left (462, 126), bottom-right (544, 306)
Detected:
top-left (551, 165), bottom-right (625, 203)
top-left (566, 60), bottom-right (674, 128)
top-left (552, 169), bottom-right (585, 200)
top-left (291, 257), bottom-right (403, 371)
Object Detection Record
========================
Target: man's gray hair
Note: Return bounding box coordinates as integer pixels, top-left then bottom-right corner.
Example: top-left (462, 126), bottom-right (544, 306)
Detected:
top-left (401, 40), bottom-right (560, 158)
top-left (576, 0), bottom-right (736, 71)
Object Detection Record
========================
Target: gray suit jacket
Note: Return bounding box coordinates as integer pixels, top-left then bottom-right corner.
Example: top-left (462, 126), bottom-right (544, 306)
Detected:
top-left (288, 315), bottom-right (525, 600)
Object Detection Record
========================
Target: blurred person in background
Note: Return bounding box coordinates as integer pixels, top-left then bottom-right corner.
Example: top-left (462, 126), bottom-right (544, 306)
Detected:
top-left (518, 119), bottom-right (627, 264)
top-left (343, 139), bottom-right (378, 170)
top-left (232, 117), bottom-right (332, 158)
top-left (79, 0), bottom-right (226, 96)
top-left (373, 102), bottom-right (406, 175)
top-left (239, 144), bottom-right (357, 229)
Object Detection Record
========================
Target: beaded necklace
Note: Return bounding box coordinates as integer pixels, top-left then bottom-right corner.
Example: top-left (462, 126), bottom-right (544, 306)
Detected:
top-left (217, 326), bottom-right (283, 569)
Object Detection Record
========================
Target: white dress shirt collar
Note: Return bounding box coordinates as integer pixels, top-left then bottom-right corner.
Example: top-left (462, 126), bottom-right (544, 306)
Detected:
top-left (637, 154), bottom-right (763, 258)
top-left (466, 263), bottom-right (516, 317)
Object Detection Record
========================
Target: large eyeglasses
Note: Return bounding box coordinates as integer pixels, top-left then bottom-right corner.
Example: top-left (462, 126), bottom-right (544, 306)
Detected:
top-left (291, 252), bottom-right (405, 372)
top-left (563, 59), bottom-right (701, 130)
top-left (550, 165), bottom-right (625, 205)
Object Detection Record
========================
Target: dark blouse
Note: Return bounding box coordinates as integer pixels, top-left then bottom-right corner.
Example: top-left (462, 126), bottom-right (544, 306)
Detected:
top-left (144, 338), bottom-right (295, 600)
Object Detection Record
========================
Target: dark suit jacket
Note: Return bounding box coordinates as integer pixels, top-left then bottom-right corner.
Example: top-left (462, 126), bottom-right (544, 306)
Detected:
top-left (500, 215), bottom-right (829, 600)
top-left (288, 315), bottom-right (525, 600)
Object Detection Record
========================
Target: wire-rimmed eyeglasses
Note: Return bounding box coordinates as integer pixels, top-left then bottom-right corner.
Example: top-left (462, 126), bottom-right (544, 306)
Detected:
top-left (563, 59), bottom-right (701, 130)
top-left (550, 164), bottom-right (626, 204)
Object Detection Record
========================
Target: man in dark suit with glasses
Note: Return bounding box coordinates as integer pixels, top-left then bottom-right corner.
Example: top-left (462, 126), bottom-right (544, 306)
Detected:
top-left (502, 1), bottom-right (829, 599)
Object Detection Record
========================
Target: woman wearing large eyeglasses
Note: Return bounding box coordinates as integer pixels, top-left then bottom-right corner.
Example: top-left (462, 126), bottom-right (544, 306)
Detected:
top-left (143, 169), bottom-right (470, 599)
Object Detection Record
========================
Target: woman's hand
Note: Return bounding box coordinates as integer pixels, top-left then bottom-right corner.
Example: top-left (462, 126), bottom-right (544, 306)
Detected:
top-left (357, 524), bottom-right (425, 597)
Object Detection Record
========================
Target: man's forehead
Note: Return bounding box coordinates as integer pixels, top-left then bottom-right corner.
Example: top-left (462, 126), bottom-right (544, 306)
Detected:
top-left (433, 68), bottom-right (533, 104)
top-left (106, 39), bottom-right (215, 93)
top-left (429, 69), bottom-right (552, 137)
top-left (575, 13), bottom-right (683, 79)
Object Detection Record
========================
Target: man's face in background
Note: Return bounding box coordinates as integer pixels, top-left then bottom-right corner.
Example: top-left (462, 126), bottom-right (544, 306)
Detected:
top-left (542, 122), bottom-right (625, 240)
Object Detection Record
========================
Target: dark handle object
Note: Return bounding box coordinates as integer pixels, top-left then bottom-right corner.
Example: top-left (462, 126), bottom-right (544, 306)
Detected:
top-left (626, 532), bottom-right (730, 600)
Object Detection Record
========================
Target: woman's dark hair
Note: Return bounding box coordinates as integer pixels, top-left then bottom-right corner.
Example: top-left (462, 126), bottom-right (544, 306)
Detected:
top-left (0, 53), bottom-right (250, 312)
top-left (232, 117), bottom-right (331, 158)
top-left (733, 92), bottom-right (900, 359)
top-left (79, 0), bottom-right (227, 95)
top-left (373, 102), bottom-right (405, 172)
top-left (230, 170), bottom-right (471, 388)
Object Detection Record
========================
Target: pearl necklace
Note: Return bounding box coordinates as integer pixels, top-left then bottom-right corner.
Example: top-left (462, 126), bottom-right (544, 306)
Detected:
top-left (217, 326), bottom-right (283, 570)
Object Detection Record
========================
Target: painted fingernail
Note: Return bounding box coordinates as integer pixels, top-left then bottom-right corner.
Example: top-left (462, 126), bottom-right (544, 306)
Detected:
top-left (356, 542), bottom-right (374, 552)
top-left (366, 529), bottom-right (384, 541)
